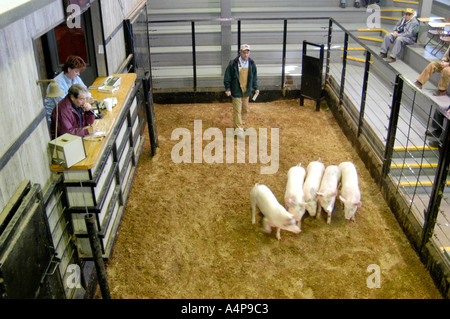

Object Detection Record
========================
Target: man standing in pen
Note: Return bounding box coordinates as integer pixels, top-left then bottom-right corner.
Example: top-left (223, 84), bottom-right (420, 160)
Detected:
top-left (224, 44), bottom-right (259, 134)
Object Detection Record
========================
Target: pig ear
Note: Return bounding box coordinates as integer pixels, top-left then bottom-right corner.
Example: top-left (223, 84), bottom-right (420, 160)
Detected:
top-left (355, 201), bottom-right (362, 207)
top-left (339, 195), bottom-right (346, 204)
top-left (316, 192), bottom-right (324, 198)
top-left (288, 198), bottom-right (295, 205)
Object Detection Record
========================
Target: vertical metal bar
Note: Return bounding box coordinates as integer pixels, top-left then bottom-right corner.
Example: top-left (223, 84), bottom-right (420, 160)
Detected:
top-left (281, 19), bottom-right (288, 91)
top-left (191, 21), bottom-right (197, 91)
top-left (143, 73), bottom-right (158, 156)
top-left (237, 20), bottom-right (241, 55)
top-left (316, 44), bottom-right (325, 111)
top-left (381, 74), bottom-right (403, 184)
top-left (421, 119), bottom-right (450, 252)
top-left (85, 214), bottom-right (111, 299)
top-left (300, 41), bottom-right (307, 106)
top-left (325, 18), bottom-right (333, 85)
top-left (339, 33), bottom-right (349, 106)
top-left (357, 50), bottom-right (371, 137)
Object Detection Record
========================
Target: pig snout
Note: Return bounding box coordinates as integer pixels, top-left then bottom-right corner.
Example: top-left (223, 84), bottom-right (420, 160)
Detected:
top-left (282, 218), bottom-right (301, 233)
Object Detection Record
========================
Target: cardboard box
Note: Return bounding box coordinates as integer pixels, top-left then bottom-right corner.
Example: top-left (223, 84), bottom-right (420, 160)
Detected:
top-left (49, 133), bottom-right (86, 168)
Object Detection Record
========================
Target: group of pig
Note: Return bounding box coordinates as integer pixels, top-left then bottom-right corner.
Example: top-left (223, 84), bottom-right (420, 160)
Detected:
top-left (250, 160), bottom-right (362, 240)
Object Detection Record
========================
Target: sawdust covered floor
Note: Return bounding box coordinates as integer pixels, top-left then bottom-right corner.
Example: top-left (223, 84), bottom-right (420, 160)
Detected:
top-left (104, 99), bottom-right (442, 299)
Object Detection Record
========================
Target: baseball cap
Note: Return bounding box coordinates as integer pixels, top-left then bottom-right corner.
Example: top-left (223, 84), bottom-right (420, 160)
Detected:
top-left (240, 44), bottom-right (251, 51)
top-left (405, 8), bottom-right (415, 15)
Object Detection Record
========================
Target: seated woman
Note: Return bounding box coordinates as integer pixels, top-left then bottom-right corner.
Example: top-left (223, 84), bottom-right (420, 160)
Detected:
top-left (50, 84), bottom-right (96, 139)
top-left (44, 55), bottom-right (93, 124)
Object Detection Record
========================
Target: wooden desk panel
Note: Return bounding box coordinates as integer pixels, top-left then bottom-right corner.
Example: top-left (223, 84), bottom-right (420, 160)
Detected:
top-left (50, 73), bottom-right (137, 171)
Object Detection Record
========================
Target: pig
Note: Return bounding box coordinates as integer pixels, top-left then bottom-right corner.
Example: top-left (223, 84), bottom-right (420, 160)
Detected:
top-left (284, 163), bottom-right (307, 229)
top-left (316, 165), bottom-right (341, 224)
top-left (303, 160), bottom-right (325, 217)
top-left (338, 162), bottom-right (362, 221)
top-left (251, 183), bottom-right (301, 240)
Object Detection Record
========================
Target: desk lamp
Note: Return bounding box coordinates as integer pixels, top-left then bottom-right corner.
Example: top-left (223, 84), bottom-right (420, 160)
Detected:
top-left (37, 79), bottom-right (66, 165)
top-left (36, 79), bottom-right (64, 98)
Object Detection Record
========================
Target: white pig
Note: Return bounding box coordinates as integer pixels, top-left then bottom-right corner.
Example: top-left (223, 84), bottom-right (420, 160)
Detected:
top-left (303, 160), bottom-right (325, 217)
top-left (251, 183), bottom-right (301, 240)
top-left (316, 165), bottom-right (341, 224)
top-left (284, 163), bottom-right (307, 229)
top-left (338, 162), bottom-right (362, 221)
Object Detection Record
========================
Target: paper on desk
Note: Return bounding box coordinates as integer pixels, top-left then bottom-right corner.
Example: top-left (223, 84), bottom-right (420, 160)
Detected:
top-left (84, 131), bottom-right (106, 141)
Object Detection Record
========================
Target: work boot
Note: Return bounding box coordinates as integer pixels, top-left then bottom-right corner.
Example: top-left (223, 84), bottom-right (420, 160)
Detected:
top-left (425, 129), bottom-right (441, 137)
top-left (379, 53), bottom-right (387, 58)
top-left (429, 140), bottom-right (441, 149)
top-left (413, 81), bottom-right (422, 89)
top-left (387, 57), bottom-right (396, 63)
top-left (433, 89), bottom-right (448, 96)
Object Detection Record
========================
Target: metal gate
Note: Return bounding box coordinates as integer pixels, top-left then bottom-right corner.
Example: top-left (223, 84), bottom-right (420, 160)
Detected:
top-left (300, 41), bottom-right (325, 111)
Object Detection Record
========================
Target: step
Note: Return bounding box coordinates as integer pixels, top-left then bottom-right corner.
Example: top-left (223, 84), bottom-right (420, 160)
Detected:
top-left (393, 145), bottom-right (440, 159)
top-left (397, 179), bottom-right (450, 189)
top-left (390, 161), bottom-right (439, 177)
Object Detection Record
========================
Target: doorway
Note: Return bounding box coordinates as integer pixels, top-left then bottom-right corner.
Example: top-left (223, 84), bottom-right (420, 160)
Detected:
top-left (39, 8), bottom-right (97, 86)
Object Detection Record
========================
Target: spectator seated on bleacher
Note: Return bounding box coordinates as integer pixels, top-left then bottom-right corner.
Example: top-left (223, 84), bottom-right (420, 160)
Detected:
top-left (339, 0), bottom-right (379, 8)
top-left (340, 0), bottom-right (363, 9)
top-left (414, 46), bottom-right (450, 96)
top-left (379, 8), bottom-right (420, 63)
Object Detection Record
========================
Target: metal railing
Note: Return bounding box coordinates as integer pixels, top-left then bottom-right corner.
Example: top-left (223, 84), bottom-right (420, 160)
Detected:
top-left (148, 16), bottom-right (450, 295)
top-left (329, 19), bottom-right (450, 261)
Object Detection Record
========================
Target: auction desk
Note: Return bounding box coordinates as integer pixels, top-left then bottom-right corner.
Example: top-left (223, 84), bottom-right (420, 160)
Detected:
top-left (50, 73), bottom-right (145, 259)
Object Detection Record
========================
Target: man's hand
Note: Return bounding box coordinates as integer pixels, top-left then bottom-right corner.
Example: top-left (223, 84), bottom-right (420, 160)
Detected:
top-left (225, 90), bottom-right (231, 97)
top-left (87, 125), bottom-right (99, 134)
top-left (82, 102), bottom-right (93, 112)
top-left (393, 31), bottom-right (398, 38)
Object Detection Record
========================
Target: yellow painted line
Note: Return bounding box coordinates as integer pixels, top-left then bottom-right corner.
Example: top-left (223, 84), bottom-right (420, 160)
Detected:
top-left (341, 56), bottom-right (373, 63)
top-left (380, 9), bottom-right (406, 12)
top-left (357, 36), bottom-right (383, 42)
top-left (391, 162), bottom-right (438, 169)
top-left (393, 145), bottom-right (438, 151)
top-left (341, 47), bottom-right (366, 51)
top-left (393, 0), bottom-right (419, 4)
top-left (381, 16), bottom-right (401, 21)
top-left (398, 180), bottom-right (450, 187)
top-left (357, 28), bottom-right (389, 34)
